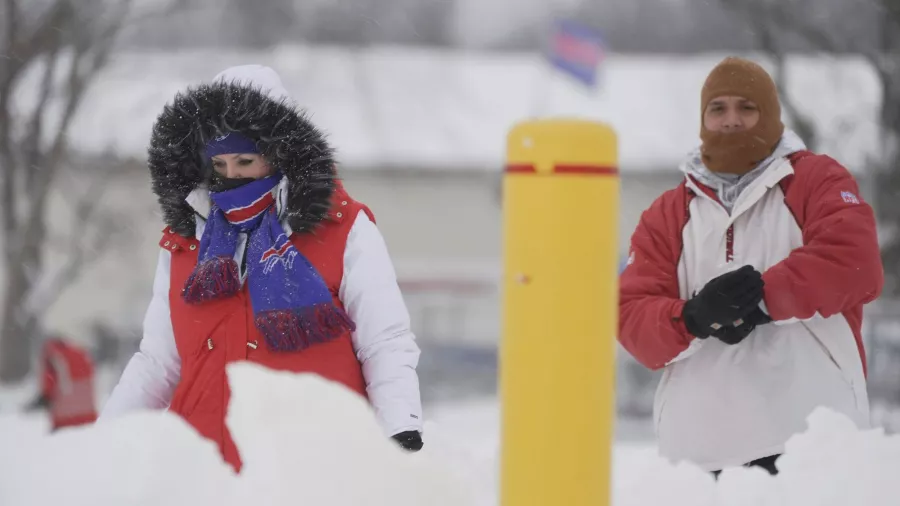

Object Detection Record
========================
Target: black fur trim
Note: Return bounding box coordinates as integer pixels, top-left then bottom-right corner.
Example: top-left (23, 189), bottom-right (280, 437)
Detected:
top-left (147, 80), bottom-right (337, 237)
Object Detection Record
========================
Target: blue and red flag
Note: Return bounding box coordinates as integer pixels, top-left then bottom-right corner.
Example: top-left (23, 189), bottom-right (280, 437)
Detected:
top-left (547, 19), bottom-right (606, 87)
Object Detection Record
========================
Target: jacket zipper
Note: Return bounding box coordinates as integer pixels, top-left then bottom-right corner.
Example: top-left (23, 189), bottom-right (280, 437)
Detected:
top-left (725, 224), bottom-right (735, 263)
top-left (688, 186), bottom-right (735, 264)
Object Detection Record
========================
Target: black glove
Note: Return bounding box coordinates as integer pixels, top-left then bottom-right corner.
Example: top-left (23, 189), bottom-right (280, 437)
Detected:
top-left (709, 306), bottom-right (773, 346)
top-left (745, 306), bottom-right (773, 326)
top-left (392, 430), bottom-right (423, 452)
top-left (710, 319), bottom-right (756, 345)
top-left (683, 265), bottom-right (765, 339)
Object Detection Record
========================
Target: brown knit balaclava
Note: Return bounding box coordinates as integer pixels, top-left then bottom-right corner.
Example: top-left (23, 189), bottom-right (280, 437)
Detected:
top-left (699, 57), bottom-right (784, 174)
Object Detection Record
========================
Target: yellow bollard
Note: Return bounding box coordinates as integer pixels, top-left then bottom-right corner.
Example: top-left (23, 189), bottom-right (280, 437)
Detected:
top-left (499, 119), bottom-right (619, 506)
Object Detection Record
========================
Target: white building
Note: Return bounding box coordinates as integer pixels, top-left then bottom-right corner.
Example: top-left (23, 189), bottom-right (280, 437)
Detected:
top-left (30, 46), bottom-right (881, 348)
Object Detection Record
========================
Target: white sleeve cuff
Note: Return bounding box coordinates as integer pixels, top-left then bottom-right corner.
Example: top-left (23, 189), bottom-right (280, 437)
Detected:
top-left (339, 211), bottom-right (423, 435)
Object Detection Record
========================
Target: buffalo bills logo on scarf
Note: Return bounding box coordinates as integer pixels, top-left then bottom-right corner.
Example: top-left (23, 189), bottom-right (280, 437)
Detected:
top-left (182, 173), bottom-right (355, 352)
top-left (259, 233), bottom-right (297, 274)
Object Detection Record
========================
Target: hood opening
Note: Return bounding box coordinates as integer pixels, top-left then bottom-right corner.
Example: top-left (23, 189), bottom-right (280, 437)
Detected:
top-left (147, 67), bottom-right (337, 238)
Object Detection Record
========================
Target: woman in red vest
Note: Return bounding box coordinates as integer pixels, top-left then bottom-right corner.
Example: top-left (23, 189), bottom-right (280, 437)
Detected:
top-left (101, 65), bottom-right (423, 470)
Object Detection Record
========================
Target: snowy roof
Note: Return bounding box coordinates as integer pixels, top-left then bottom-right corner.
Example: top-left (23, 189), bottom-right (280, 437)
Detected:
top-left (63, 46), bottom-right (881, 173)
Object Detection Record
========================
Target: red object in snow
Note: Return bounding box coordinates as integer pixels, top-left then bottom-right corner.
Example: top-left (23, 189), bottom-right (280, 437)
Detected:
top-left (40, 338), bottom-right (97, 430)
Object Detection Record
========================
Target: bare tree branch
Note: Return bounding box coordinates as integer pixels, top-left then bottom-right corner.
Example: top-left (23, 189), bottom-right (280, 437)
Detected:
top-left (765, 2), bottom-right (884, 71)
top-left (0, 0), bottom-right (22, 239)
top-left (25, 165), bottom-right (127, 315)
top-left (0, 114), bottom-right (15, 238)
top-left (23, 2), bottom-right (132, 237)
top-left (3, 0), bottom-right (20, 59)
top-left (127, 0), bottom-right (188, 27)
top-left (4, 2), bottom-right (72, 78)
top-left (755, 16), bottom-right (816, 147)
top-left (0, 0), bottom-right (197, 380)
top-left (718, 0), bottom-right (819, 147)
top-left (24, 48), bottom-right (62, 195)
top-left (20, 47), bottom-right (83, 242)
top-left (0, 0), bottom-right (173, 381)
top-left (1, 1), bottom-right (73, 243)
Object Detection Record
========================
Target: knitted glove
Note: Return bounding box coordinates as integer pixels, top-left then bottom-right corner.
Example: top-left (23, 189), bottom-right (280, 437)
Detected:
top-left (683, 265), bottom-right (765, 339)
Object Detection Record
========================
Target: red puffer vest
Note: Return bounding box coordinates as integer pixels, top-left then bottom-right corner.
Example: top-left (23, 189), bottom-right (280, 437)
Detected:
top-left (160, 186), bottom-right (372, 471)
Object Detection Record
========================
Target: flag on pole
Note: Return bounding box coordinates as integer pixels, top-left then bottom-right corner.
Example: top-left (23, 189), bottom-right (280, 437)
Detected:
top-left (547, 19), bottom-right (605, 88)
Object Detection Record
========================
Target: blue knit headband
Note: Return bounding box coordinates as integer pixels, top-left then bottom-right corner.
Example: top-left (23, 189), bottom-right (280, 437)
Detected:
top-left (204, 132), bottom-right (260, 159)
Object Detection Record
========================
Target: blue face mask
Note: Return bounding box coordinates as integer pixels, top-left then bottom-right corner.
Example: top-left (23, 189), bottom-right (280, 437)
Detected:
top-left (209, 171), bottom-right (255, 193)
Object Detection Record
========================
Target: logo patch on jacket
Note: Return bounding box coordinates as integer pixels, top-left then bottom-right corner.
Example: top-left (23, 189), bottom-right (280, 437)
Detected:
top-left (841, 191), bottom-right (860, 204)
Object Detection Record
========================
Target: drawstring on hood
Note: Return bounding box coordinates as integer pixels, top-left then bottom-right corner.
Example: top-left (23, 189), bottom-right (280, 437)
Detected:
top-left (680, 129), bottom-right (807, 212)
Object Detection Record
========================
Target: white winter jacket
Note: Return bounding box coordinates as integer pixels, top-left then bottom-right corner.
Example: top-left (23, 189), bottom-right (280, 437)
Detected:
top-left (619, 147), bottom-right (882, 471)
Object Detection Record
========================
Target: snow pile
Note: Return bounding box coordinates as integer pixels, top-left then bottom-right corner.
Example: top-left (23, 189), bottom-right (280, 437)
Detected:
top-left (771, 408), bottom-right (900, 505)
top-left (617, 407), bottom-right (900, 506)
top-left (225, 364), bottom-right (472, 506)
top-left (0, 375), bottom-right (41, 413)
top-left (425, 400), bottom-right (900, 506)
top-left (0, 404), bottom-right (232, 505)
top-left (2, 364), bottom-right (899, 505)
top-left (0, 363), bottom-right (471, 506)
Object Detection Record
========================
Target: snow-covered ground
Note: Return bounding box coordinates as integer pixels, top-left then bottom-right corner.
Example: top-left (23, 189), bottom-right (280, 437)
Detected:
top-left (0, 375), bottom-right (40, 413)
top-left (427, 397), bottom-right (900, 506)
top-left (3, 364), bottom-right (900, 506)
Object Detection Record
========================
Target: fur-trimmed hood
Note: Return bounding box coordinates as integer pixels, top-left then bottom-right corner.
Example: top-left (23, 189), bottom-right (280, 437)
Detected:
top-left (147, 65), bottom-right (336, 237)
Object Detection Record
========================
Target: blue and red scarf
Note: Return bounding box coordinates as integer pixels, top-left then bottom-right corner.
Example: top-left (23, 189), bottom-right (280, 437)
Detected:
top-left (182, 173), bottom-right (354, 351)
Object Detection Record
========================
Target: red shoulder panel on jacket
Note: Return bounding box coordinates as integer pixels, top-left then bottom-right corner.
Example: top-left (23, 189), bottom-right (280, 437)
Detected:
top-left (159, 227), bottom-right (197, 252)
top-left (783, 151), bottom-right (857, 227)
top-left (328, 183), bottom-right (375, 225)
top-left (644, 181), bottom-right (694, 262)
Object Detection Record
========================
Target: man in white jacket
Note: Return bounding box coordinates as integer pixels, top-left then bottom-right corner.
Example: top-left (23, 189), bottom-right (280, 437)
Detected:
top-left (618, 57), bottom-right (883, 475)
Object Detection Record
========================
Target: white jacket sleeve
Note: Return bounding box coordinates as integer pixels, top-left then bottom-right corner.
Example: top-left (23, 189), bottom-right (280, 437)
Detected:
top-left (100, 249), bottom-right (181, 419)
top-left (340, 211), bottom-right (423, 436)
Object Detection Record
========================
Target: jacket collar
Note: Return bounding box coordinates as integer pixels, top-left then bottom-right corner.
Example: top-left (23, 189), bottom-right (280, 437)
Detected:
top-left (685, 156), bottom-right (795, 222)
